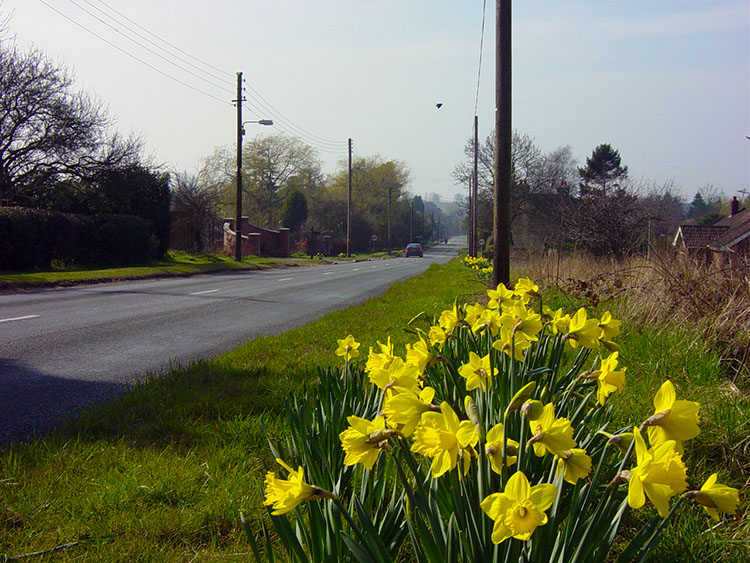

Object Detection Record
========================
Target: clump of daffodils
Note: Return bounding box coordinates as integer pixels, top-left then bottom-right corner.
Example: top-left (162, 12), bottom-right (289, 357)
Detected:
top-left (258, 277), bottom-right (742, 559)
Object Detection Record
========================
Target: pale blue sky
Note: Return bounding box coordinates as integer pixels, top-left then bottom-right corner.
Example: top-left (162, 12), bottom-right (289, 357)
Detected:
top-left (4, 1), bottom-right (749, 201)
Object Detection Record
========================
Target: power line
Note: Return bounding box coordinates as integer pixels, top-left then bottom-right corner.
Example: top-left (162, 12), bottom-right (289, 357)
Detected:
top-left (90, 0), bottom-right (234, 80)
top-left (66, 0), bottom-right (233, 95)
top-left (81, 0), bottom-right (235, 87)
top-left (474, 0), bottom-right (488, 116)
top-left (37, 0), bottom-right (231, 105)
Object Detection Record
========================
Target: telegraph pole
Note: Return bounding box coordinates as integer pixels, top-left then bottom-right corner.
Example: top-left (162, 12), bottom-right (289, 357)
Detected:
top-left (387, 184), bottom-right (392, 254)
top-left (234, 72), bottom-right (244, 262)
top-left (347, 138), bottom-right (352, 256)
top-left (468, 176), bottom-right (475, 256)
top-left (493, 0), bottom-right (511, 286)
top-left (473, 114), bottom-right (479, 257)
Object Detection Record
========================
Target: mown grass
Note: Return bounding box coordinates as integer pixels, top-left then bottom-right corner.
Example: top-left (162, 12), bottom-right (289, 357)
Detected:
top-left (0, 250), bottom-right (313, 289)
top-left (0, 259), bottom-right (484, 561)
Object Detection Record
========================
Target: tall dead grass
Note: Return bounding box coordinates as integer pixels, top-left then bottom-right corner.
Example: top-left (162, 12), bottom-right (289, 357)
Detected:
top-left (515, 249), bottom-right (750, 387)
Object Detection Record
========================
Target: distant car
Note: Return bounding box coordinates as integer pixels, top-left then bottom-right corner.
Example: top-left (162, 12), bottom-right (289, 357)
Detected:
top-left (405, 243), bottom-right (423, 257)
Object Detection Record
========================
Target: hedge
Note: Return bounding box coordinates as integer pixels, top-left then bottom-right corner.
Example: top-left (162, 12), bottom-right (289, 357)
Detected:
top-left (0, 207), bottom-right (152, 270)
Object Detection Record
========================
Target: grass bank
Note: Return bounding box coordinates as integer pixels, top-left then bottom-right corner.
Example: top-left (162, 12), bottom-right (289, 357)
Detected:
top-left (0, 259), bottom-right (483, 561)
top-left (0, 250), bottom-right (318, 290)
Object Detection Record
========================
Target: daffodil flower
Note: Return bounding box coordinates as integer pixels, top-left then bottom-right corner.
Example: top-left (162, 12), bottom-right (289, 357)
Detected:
top-left (368, 356), bottom-right (421, 392)
top-left (480, 471), bottom-right (557, 544)
top-left (439, 305), bottom-right (460, 333)
top-left (471, 308), bottom-right (503, 336)
top-left (485, 422), bottom-right (519, 474)
top-left (543, 306), bottom-right (570, 335)
top-left (335, 334), bottom-right (360, 361)
top-left (598, 311), bottom-right (621, 340)
top-left (492, 326), bottom-right (532, 362)
top-left (566, 308), bottom-right (601, 349)
top-left (339, 415), bottom-right (395, 469)
top-left (556, 449), bottom-right (592, 484)
top-left (685, 473), bottom-right (740, 521)
top-left (383, 386), bottom-right (437, 436)
top-left (627, 427), bottom-right (687, 518)
top-left (457, 351), bottom-right (496, 391)
top-left (501, 303), bottom-right (543, 341)
top-left (464, 302), bottom-right (485, 327)
top-left (587, 351), bottom-right (626, 405)
top-left (365, 337), bottom-right (395, 373)
top-left (428, 325), bottom-right (447, 349)
top-left (487, 282), bottom-right (517, 310)
top-left (641, 380), bottom-right (700, 451)
top-left (513, 277), bottom-right (539, 303)
top-left (527, 403), bottom-right (577, 457)
top-left (263, 459), bottom-right (334, 515)
top-left (405, 337), bottom-right (433, 372)
top-left (411, 401), bottom-right (478, 478)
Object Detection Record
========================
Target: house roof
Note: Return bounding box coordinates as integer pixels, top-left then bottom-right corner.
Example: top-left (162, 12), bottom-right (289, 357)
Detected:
top-left (715, 206), bottom-right (749, 228)
top-left (708, 218), bottom-right (750, 251)
top-left (674, 224), bottom-right (729, 249)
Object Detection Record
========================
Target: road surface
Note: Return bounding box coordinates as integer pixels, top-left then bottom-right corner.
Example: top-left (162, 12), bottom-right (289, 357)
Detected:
top-left (0, 238), bottom-right (463, 447)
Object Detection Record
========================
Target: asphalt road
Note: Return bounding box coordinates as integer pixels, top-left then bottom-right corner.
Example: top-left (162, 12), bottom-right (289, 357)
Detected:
top-left (0, 238), bottom-right (463, 448)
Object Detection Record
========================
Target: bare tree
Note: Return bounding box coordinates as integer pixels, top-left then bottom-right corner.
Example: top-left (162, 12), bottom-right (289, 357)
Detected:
top-left (170, 172), bottom-right (224, 252)
top-left (0, 42), bottom-right (140, 207)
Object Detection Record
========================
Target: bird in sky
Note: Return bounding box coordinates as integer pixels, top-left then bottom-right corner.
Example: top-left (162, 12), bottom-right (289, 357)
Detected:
top-left (435, 103), bottom-right (443, 109)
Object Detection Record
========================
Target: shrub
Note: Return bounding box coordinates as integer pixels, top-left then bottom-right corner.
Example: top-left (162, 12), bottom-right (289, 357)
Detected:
top-left (244, 278), bottom-right (741, 561)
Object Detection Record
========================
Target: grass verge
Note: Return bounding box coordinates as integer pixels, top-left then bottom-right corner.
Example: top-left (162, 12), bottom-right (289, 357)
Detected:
top-left (0, 259), bottom-right (484, 561)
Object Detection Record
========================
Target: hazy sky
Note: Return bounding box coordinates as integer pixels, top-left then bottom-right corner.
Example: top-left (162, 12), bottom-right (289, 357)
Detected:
top-left (3, 1), bottom-right (749, 202)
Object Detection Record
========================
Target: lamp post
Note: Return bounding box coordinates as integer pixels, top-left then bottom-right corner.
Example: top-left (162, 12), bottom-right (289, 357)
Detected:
top-left (234, 117), bottom-right (273, 262)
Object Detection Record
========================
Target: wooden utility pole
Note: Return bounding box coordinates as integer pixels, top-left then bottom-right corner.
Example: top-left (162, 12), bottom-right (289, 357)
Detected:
top-left (493, 0), bottom-right (511, 286)
top-left (347, 138), bottom-right (352, 256)
top-left (387, 184), bottom-right (392, 254)
top-left (234, 72), bottom-right (244, 262)
top-left (473, 114), bottom-right (479, 257)
top-left (468, 176), bottom-right (475, 256)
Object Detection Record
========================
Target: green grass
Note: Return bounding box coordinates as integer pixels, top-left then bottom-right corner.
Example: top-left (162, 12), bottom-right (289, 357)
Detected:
top-left (0, 259), bottom-right (484, 561)
top-left (0, 250), bottom-right (313, 289)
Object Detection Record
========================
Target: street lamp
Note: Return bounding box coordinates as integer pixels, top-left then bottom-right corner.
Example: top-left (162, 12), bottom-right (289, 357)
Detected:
top-left (235, 118), bottom-right (273, 261)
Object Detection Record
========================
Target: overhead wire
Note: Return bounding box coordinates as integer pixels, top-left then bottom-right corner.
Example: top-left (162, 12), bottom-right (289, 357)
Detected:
top-left (81, 0), bottom-right (235, 88)
top-left (39, 0), bottom-right (347, 154)
top-left (37, 0), bottom-right (232, 105)
top-left (89, 0), bottom-right (234, 80)
top-left (474, 0), bottom-right (488, 116)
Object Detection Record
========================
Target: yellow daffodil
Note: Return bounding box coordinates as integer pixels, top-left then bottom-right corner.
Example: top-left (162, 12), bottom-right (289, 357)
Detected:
top-left (514, 277), bottom-right (539, 303)
top-left (263, 459), bottom-right (334, 515)
top-left (485, 422), bottom-right (519, 474)
top-left (365, 337), bottom-right (395, 373)
top-left (339, 415), bottom-right (395, 469)
top-left (471, 308), bottom-right (503, 336)
top-left (566, 308), bottom-right (601, 349)
top-left (405, 337), bottom-right (433, 373)
top-left (492, 325), bottom-right (532, 362)
top-left (544, 306), bottom-right (570, 336)
top-left (368, 356), bottom-right (421, 392)
top-left (501, 303), bottom-right (543, 342)
top-left (335, 334), bottom-right (360, 361)
top-left (464, 302), bottom-right (485, 327)
top-left (598, 311), bottom-right (621, 340)
top-left (643, 380), bottom-right (700, 451)
top-left (527, 403), bottom-right (577, 457)
top-left (428, 325), bottom-right (447, 349)
top-left (556, 449), bottom-right (592, 484)
top-left (411, 401), bottom-right (478, 478)
top-left (439, 305), bottom-right (460, 333)
top-left (480, 471), bottom-right (557, 544)
top-left (458, 351), bottom-right (497, 391)
top-left (686, 473), bottom-right (740, 521)
top-left (627, 427), bottom-right (687, 518)
top-left (589, 351), bottom-right (626, 405)
top-left (383, 386), bottom-right (436, 436)
top-left (487, 282), bottom-right (517, 310)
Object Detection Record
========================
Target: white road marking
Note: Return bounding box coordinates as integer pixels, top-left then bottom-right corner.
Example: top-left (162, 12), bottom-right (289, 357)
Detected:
top-left (277, 277), bottom-right (294, 281)
top-left (352, 268), bottom-right (360, 271)
top-left (323, 272), bottom-right (333, 275)
top-left (190, 289), bottom-right (220, 296)
top-left (0, 315), bottom-right (40, 323)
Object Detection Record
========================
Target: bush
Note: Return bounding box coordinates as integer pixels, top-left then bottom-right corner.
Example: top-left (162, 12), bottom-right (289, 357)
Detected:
top-left (0, 207), bottom-right (151, 270)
